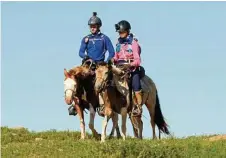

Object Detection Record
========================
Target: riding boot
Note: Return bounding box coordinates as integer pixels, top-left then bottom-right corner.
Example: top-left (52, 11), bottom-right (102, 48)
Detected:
top-left (132, 90), bottom-right (143, 116)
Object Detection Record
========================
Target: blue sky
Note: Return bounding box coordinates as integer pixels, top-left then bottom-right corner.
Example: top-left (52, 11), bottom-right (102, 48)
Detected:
top-left (1, 1), bottom-right (226, 138)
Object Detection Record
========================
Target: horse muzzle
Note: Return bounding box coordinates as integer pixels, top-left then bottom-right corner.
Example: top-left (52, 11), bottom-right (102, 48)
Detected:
top-left (65, 98), bottom-right (73, 105)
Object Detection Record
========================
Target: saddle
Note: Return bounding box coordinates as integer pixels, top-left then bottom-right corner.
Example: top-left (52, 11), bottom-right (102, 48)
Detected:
top-left (115, 63), bottom-right (145, 81)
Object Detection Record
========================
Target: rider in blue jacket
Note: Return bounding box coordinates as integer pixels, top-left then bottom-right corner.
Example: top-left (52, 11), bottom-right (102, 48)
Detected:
top-left (79, 12), bottom-right (115, 64)
top-left (68, 12), bottom-right (115, 116)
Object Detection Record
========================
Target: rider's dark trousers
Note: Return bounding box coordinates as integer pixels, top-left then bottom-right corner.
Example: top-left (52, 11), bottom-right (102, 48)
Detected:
top-left (131, 68), bottom-right (142, 92)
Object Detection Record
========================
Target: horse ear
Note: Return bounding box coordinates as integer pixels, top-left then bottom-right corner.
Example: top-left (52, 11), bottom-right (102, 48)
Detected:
top-left (71, 74), bottom-right (75, 80)
top-left (64, 68), bottom-right (70, 78)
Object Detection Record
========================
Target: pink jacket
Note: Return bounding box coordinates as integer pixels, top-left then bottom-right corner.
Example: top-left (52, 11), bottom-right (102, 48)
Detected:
top-left (113, 40), bottom-right (141, 67)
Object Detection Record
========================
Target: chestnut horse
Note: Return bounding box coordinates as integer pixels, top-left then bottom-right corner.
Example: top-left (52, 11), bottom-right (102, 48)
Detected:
top-left (94, 62), bottom-right (170, 139)
top-left (64, 65), bottom-right (121, 140)
top-left (94, 62), bottom-right (128, 142)
top-left (94, 62), bottom-right (148, 141)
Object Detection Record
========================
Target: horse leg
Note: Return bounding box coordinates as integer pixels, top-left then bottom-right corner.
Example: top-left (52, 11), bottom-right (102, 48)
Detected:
top-left (126, 92), bottom-right (131, 109)
top-left (109, 117), bottom-right (115, 139)
top-left (138, 117), bottom-right (143, 139)
top-left (130, 95), bottom-right (140, 138)
top-left (109, 112), bottom-right (121, 139)
top-left (109, 112), bottom-right (116, 138)
top-left (88, 103), bottom-right (100, 140)
top-left (74, 102), bottom-right (85, 139)
top-left (133, 126), bottom-right (139, 138)
top-left (114, 114), bottom-right (122, 139)
top-left (101, 115), bottom-right (111, 143)
top-left (129, 115), bottom-right (139, 138)
top-left (121, 107), bottom-right (127, 140)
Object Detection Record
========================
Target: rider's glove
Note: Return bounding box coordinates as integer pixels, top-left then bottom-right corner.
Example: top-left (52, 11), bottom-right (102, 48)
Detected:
top-left (82, 56), bottom-right (90, 64)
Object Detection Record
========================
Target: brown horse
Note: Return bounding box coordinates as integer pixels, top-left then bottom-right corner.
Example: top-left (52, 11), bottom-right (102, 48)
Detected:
top-left (64, 65), bottom-right (121, 140)
top-left (95, 62), bottom-right (170, 139)
top-left (95, 62), bottom-right (148, 141)
top-left (94, 62), bottom-right (128, 142)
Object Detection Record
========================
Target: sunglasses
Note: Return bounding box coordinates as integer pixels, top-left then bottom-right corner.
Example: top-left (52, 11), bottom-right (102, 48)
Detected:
top-left (118, 31), bottom-right (127, 34)
top-left (90, 25), bottom-right (98, 28)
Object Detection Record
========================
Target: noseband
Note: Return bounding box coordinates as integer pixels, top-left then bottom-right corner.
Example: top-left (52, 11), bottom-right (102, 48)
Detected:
top-left (64, 88), bottom-right (76, 99)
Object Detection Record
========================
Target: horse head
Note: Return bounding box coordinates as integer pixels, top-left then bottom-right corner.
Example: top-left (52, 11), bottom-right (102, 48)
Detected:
top-left (63, 66), bottom-right (91, 105)
top-left (94, 62), bottom-right (113, 93)
top-left (64, 68), bottom-right (77, 105)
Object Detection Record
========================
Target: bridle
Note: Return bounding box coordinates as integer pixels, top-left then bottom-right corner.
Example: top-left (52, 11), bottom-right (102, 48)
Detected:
top-left (95, 76), bottom-right (111, 93)
top-left (114, 63), bottom-right (131, 81)
top-left (64, 88), bottom-right (76, 99)
top-left (95, 67), bottom-right (112, 93)
top-left (64, 77), bottom-right (77, 99)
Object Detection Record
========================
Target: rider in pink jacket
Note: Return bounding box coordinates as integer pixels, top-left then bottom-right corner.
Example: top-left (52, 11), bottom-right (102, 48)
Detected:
top-left (113, 20), bottom-right (143, 116)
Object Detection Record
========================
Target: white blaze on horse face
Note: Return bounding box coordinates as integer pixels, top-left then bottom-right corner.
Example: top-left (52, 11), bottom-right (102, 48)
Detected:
top-left (64, 78), bottom-right (77, 99)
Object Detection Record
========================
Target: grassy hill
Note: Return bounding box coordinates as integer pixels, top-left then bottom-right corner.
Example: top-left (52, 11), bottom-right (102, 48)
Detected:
top-left (1, 126), bottom-right (226, 158)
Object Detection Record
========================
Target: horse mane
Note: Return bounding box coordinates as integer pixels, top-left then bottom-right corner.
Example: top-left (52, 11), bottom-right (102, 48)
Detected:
top-left (68, 66), bottom-right (90, 78)
top-left (97, 61), bottom-right (108, 66)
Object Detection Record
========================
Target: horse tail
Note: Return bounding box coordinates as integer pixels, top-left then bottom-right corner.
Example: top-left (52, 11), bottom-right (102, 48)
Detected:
top-left (154, 90), bottom-right (170, 136)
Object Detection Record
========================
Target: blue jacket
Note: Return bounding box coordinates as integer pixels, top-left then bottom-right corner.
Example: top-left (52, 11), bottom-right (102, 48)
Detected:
top-left (79, 32), bottom-right (115, 62)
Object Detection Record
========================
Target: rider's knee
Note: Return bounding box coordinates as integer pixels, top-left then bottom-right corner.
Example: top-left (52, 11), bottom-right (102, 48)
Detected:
top-left (132, 74), bottom-right (141, 91)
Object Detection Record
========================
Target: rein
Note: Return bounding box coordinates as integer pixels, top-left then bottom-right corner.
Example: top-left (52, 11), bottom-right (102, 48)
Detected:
top-left (120, 70), bottom-right (131, 80)
top-left (95, 72), bottom-right (112, 93)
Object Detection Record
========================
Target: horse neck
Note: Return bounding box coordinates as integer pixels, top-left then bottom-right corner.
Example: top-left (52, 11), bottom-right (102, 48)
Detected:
top-left (83, 75), bottom-right (95, 89)
top-left (113, 73), bottom-right (129, 93)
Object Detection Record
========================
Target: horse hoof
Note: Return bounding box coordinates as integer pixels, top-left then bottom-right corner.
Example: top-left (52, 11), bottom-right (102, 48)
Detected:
top-left (94, 133), bottom-right (101, 140)
top-left (117, 135), bottom-right (122, 139)
top-left (108, 135), bottom-right (113, 139)
top-left (100, 140), bottom-right (105, 143)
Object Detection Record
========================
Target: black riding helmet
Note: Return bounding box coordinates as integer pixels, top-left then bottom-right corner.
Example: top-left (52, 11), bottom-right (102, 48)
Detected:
top-left (88, 12), bottom-right (102, 27)
top-left (115, 20), bottom-right (131, 32)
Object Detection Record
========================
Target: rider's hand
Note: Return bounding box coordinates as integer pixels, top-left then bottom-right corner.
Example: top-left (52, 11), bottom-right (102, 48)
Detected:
top-left (82, 56), bottom-right (90, 64)
top-left (84, 56), bottom-right (90, 60)
top-left (122, 63), bottom-right (131, 70)
top-left (108, 58), bottom-right (115, 65)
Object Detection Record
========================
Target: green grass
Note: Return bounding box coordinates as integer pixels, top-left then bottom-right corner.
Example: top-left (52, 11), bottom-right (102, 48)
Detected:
top-left (1, 126), bottom-right (226, 158)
